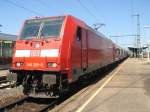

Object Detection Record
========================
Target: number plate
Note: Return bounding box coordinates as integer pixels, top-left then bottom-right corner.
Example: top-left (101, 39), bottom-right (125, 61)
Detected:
top-left (30, 50), bottom-right (41, 57)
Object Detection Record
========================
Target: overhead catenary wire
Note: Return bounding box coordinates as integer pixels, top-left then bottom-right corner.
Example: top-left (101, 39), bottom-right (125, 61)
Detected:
top-left (84, 0), bottom-right (105, 21)
top-left (5, 0), bottom-right (43, 16)
top-left (35, 0), bottom-right (62, 15)
top-left (76, 0), bottom-right (99, 21)
top-left (36, 0), bottom-right (50, 8)
top-left (76, 0), bottom-right (113, 38)
top-left (88, 0), bottom-right (112, 35)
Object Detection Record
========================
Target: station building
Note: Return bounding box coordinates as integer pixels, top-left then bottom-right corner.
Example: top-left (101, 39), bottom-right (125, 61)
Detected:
top-left (0, 33), bottom-right (17, 65)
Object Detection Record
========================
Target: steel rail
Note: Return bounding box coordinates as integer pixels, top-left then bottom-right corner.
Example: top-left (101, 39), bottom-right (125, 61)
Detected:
top-left (0, 96), bottom-right (59, 112)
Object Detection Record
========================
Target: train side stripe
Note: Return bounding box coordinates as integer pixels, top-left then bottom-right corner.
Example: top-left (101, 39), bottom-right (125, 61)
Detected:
top-left (15, 50), bottom-right (30, 57)
top-left (15, 49), bottom-right (59, 57)
top-left (40, 49), bottom-right (59, 57)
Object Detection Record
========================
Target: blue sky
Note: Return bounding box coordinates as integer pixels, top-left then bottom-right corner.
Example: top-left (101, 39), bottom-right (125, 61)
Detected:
top-left (0, 0), bottom-right (150, 48)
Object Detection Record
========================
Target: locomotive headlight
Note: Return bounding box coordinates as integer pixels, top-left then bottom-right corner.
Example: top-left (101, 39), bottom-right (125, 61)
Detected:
top-left (47, 62), bottom-right (57, 67)
top-left (16, 62), bottom-right (23, 67)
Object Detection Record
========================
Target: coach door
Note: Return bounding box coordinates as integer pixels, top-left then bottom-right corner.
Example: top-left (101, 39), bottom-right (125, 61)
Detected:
top-left (81, 29), bottom-right (88, 71)
top-left (76, 27), bottom-right (88, 72)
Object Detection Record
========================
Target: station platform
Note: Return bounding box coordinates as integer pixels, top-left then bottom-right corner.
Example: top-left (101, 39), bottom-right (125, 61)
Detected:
top-left (51, 58), bottom-right (150, 112)
top-left (76, 58), bottom-right (150, 112)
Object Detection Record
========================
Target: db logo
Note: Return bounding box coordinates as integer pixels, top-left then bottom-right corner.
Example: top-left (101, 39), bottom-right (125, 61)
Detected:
top-left (30, 50), bottom-right (40, 57)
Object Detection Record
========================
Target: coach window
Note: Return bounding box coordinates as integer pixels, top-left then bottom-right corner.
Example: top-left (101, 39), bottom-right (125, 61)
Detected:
top-left (76, 27), bottom-right (82, 41)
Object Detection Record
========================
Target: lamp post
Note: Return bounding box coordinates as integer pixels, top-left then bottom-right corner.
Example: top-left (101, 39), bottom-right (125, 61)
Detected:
top-left (144, 25), bottom-right (150, 62)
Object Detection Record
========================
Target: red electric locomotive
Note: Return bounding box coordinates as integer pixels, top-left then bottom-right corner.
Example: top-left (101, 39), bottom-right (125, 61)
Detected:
top-left (8, 15), bottom-right (128, 98)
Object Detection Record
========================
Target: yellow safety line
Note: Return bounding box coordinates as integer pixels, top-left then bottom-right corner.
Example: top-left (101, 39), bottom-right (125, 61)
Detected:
top-left (75, 59), bottom-right (128, 112)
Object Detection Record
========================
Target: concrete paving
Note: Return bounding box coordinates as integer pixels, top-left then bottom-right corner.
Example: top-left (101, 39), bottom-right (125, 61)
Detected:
top-left (82, 58), bottom-right (150, 112)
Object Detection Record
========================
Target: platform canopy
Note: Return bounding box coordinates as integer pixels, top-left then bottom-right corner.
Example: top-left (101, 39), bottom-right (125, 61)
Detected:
top-left (128, 47), bottom-right (148, 57)
top-left (0, 33), bottom-right (17, 41)
top-left (128, 47), bottom-right (148, 52)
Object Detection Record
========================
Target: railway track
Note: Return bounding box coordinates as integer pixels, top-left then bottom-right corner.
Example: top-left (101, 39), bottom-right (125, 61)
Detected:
top-left (0, 95), bottom-right (59, 112)
top-left (0, 76), bottom-right (6, 81)
top-left (0, 76), bottom-right (10, 89)
top-left (0, 82), bottom-right (10, 89)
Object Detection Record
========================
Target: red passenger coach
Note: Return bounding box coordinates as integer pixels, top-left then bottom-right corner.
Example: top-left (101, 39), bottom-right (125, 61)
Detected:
top-left (8, 15), bottom-right (128, 98)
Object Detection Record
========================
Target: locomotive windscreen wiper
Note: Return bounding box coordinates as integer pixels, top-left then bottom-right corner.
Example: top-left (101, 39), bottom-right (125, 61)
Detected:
top-left (37, 22), bottom-right (44, 39)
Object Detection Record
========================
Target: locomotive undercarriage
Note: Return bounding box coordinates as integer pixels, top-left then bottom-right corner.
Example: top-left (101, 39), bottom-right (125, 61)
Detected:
top-left (7, 71), bottom-right (69, 98)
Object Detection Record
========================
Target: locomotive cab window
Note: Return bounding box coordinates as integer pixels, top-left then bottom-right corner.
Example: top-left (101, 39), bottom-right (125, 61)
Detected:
top-left (20, 17), bottom-right (64, 39)
top-left (76, 27), bottom-right (82, 41)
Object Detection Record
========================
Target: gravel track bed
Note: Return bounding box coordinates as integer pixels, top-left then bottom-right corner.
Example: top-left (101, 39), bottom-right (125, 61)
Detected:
top-left (0, 86), bottom-right (24, 108)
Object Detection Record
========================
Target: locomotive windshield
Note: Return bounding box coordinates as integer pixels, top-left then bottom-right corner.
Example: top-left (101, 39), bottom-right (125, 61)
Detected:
top-left (20, 17), bottom-right (64, 39)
